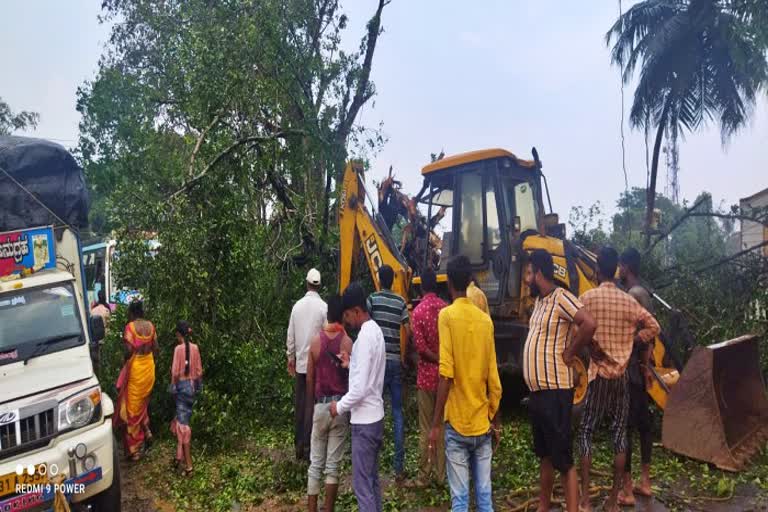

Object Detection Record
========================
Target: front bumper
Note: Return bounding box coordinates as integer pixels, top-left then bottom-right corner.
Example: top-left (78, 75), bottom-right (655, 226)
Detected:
top-left (0, 417), bottom-right (115, 510)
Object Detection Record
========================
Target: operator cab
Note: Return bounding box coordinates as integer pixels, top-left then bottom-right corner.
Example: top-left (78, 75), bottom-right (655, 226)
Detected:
top-left (419, 148), bottom-right (552, 307)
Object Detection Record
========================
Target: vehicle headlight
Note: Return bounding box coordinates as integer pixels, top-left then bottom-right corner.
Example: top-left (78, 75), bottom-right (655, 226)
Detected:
top-left (59, 387), bottom-right (101, 431)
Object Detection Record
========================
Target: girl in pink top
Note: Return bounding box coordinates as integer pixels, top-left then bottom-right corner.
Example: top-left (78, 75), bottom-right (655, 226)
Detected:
top-left (170, 321), bottom-right (203, 475)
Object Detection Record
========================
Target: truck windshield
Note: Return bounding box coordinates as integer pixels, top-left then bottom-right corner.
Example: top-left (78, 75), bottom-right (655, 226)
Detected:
top-left (0, 283), bottom-right (85, 365)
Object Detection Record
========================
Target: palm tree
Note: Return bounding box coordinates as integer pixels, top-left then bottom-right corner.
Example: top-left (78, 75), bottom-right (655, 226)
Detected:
top-left (606, 0), bottom-right (768, 248)
top-left (734, 0), bottom-right (768, 46)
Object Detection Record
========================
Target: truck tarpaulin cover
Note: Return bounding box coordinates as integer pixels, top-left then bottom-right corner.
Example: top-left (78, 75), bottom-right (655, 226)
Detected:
top-left (0, 136), bottom-right (89, 232)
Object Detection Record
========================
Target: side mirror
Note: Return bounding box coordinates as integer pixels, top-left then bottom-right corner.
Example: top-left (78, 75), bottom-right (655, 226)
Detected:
top-left (91, 315), bottom-right (106, 343)
top-left (542, 213), bottom-right (559, 227)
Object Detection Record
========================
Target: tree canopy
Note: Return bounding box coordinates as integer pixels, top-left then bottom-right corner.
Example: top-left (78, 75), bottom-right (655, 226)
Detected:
top-left (0, 97), bottom-right (39, 135)
top-left (80, 0), bottom-right (391, 436)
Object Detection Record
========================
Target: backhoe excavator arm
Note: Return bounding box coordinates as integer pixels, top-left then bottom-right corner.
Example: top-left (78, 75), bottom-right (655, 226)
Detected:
top-left (338, 162), bottom-right (413, 359)
top-left (338, 161), bottom-right (412, 320)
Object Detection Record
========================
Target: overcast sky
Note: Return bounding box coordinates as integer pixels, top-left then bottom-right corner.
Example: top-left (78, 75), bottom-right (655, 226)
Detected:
top-left (2, 1), bottom-right (766, 225)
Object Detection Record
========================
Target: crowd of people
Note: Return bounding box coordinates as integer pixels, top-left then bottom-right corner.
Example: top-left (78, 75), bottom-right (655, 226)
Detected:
top-left (112, 301), bottom-right (204, 476)
top-left (287, 246), bottom-right (661, 512)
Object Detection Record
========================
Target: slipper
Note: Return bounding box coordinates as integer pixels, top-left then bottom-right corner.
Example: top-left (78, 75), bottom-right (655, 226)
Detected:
top-left (181, 467), bottom-right (194, 477)
top-left (617, 490), bottom-right (636, 506)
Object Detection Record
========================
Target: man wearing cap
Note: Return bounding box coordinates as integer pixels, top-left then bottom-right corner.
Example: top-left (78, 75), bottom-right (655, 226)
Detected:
top-left (287, 268), bottom-right (328, 461)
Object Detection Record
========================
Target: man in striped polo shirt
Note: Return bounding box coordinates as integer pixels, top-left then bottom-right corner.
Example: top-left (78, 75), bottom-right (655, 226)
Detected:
top-left (522, 250), bottom-right (596, 512)
top-left (366, 265), bottom-right (411, 482)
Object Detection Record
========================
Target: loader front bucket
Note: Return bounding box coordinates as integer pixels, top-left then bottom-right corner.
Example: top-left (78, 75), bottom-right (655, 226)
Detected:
top-left (662, 335), bottom-right (768, 471)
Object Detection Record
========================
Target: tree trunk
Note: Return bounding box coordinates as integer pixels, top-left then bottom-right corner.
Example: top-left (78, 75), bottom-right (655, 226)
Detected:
top-left (320, 160), bottom-right (333, 245)
top-left (644, 99), bottom-right (671, 249)
top-left (320, 149), bottom-right (346, 254)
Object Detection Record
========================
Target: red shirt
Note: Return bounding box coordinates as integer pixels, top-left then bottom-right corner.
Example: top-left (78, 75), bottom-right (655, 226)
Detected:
top-left (412, 293), bottom-right (447, 392)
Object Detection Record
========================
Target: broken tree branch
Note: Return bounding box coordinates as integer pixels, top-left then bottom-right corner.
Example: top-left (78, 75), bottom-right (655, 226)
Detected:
top-left (266, 166), bottom-right (296, 212)
top-left (187, 114), bottom-right (221, 178)
top-left (645, 197), bottom-right (708, 255)
top-left (334, 0), bottom-right (389, 144)
top-left (169, 130), bottom-right (304, 201)
top-left (655, 240), bottom-right (768, 289)
top-left (694, 240), bottom-right (768, 273)
top-left (686, 211), bottom-right (768, 226)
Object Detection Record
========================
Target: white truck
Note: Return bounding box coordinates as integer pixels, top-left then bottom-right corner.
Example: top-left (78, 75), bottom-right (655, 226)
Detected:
top-left (0, 137), bottom-right (120, 511)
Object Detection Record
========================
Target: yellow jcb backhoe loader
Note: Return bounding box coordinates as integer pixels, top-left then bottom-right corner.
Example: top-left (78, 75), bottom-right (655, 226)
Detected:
top-left (337, 148), bottom-right (768, 470)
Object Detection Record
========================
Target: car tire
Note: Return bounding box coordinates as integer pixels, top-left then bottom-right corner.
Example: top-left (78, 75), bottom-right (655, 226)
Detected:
top-left (89, 435), bottom-right (121, 511)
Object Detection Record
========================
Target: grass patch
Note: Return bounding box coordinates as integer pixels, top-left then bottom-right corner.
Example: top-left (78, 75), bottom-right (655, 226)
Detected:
top-left (130, 395), bottom-right (768, 511)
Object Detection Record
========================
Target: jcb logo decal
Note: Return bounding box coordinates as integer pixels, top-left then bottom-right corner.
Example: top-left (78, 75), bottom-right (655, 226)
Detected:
top-left (365, 235), bottom-right (383, 275)
top-left (553, 263), bottom-right (567, 279)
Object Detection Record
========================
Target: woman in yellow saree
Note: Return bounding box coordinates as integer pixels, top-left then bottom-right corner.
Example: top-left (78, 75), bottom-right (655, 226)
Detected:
top-left (115, 301), bottom-right (158, 461)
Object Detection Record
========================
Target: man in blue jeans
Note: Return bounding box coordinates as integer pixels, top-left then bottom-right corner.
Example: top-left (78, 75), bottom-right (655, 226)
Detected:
top-left (366, 265), bottom-right (411, 483)
top-left (429, 255), bottom-right (502, 511)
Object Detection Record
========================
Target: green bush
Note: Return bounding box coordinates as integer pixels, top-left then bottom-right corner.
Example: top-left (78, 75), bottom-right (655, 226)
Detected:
top-left (97, 207), bottom-right (338, 447)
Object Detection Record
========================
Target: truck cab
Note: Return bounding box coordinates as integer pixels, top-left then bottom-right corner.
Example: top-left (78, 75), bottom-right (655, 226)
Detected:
top-left (0, 227), bottom-right (120, 511)
top-left (0, 136), bottom-right (121, 511)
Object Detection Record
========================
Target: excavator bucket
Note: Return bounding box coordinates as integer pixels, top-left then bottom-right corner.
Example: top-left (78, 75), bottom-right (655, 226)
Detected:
top-left (662, 335), bottom-right (768, 471)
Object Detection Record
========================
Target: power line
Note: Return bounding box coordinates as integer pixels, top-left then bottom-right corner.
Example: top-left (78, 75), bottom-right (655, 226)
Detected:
top-left (618, 0), bottom-right (629, 194)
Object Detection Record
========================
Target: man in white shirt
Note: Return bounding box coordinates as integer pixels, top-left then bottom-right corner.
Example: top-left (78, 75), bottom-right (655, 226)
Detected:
top-left (331, 282), bottom-right (386, 512)
top-left (287, 268), bottom-right (327, 461)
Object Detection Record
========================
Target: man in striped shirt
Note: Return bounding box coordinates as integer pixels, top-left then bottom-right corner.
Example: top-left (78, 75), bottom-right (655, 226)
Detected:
top-left (522, 250), bottom-right (596, 512)
top-left (367, 265), bottom-right (411, 482)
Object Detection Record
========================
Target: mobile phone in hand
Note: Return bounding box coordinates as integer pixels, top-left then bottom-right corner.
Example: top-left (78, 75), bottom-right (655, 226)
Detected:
top-left (326, 349), bottom-right (344, 367)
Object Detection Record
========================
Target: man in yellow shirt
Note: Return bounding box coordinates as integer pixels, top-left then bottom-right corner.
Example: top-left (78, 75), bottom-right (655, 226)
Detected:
top-left (429, 255), bottom-right (502, 512)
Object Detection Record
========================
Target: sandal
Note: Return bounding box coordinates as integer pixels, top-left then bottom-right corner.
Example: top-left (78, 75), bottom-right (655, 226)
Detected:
top-left (181, 466), bottom-right (193, 477)
top-left (130, 453), bottom-right (141, 462)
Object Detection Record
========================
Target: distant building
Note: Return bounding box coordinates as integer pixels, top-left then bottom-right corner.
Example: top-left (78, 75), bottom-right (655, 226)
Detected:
top-left (739, 187), bottom-right (768, 257)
